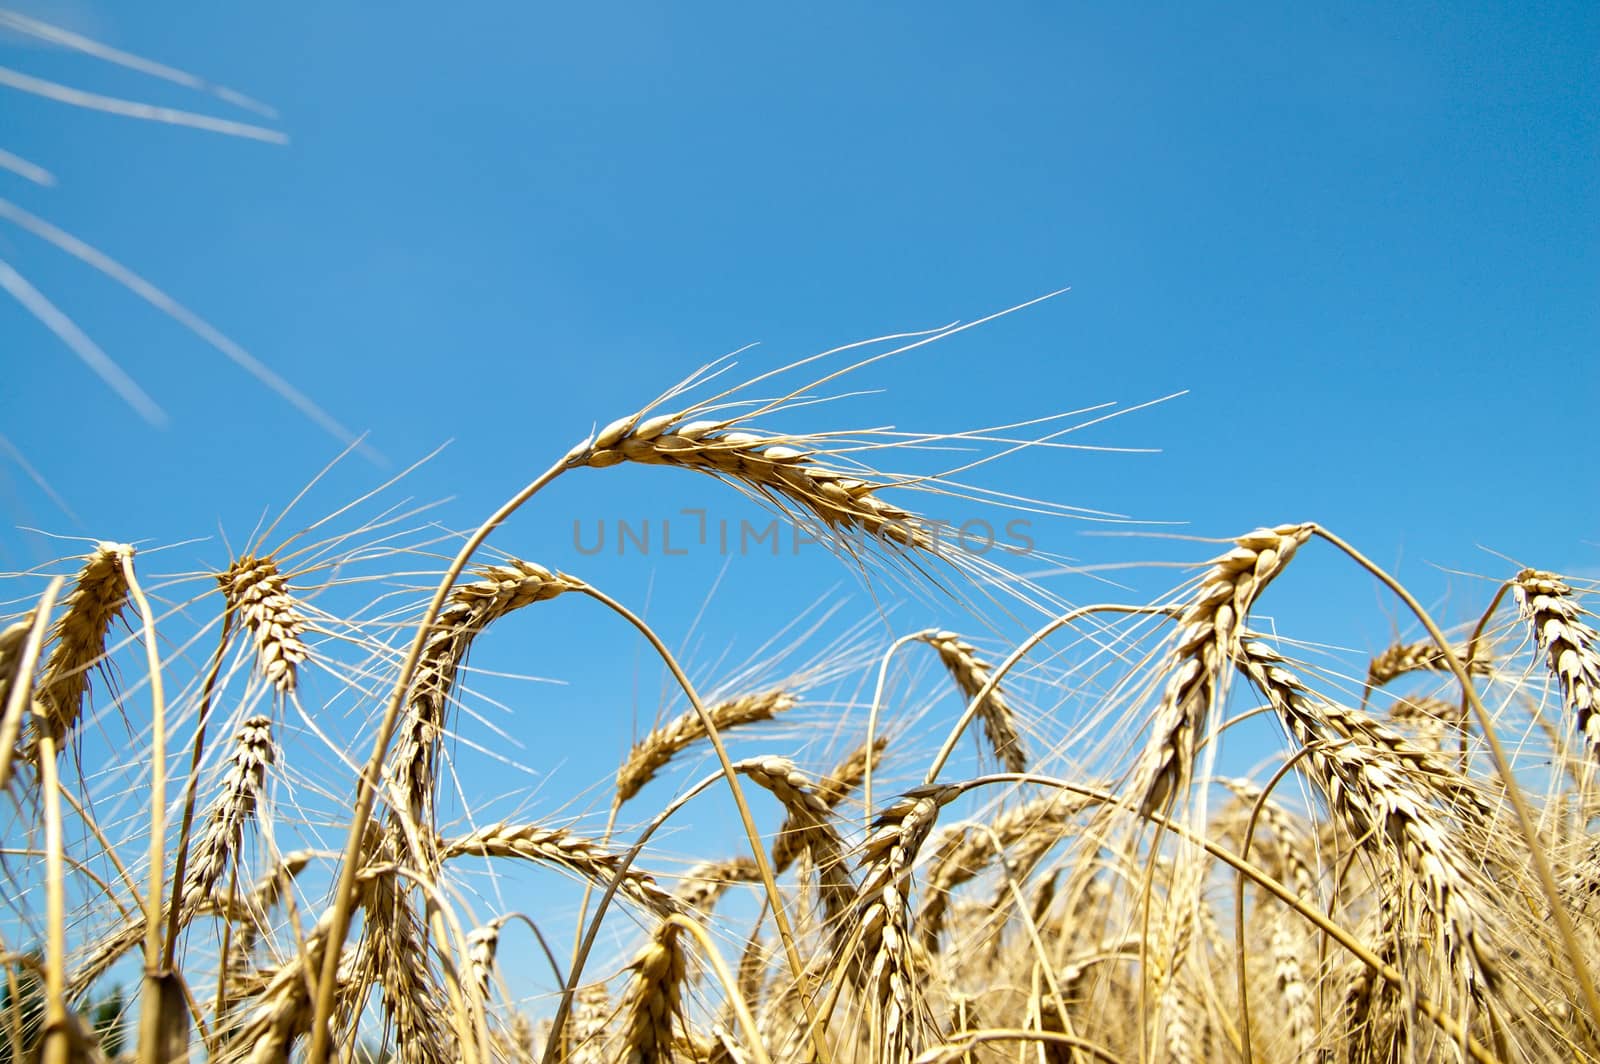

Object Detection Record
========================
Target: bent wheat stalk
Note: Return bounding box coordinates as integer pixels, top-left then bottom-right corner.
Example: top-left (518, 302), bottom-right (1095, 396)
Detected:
top-left (319, 384), bottom-right (926, 1057)
top-left (31, 542), bottom-right (133, 762)
top-left (0, 578), bottom-right (62, 792)
top-left (393, 558), bottom-right (580, 841)
top-left (1513, 569), bottom-right (1600, 758)
top-left (1134, 524), bottom-right (1313, 815)
top-left (615, 689), bottom-right (797, 807)
top-left (1366, 638), bottom-right (1490, 689)
top-left (919, 630), bottom-right (1027, 773)
top-left (440, 822), bottom-right (678, 915)
top-left (218, 555), bottom-right (309, 695)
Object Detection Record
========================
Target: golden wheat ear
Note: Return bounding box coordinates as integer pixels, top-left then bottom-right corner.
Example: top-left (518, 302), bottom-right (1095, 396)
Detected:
top-left (1134, 523), bottom-right (1313, 816)
top-left (1514, 570), bottom-right (1600, 758)
top-left (919, 630), bottom-right (1028, 773)
top-left (182, 715), bottom-right (275, 907)
top-left (1366, 636), bottom-right (1492, 688)
top-left (67, 713), bottom-right (277, 999)
top-left (673, 857), bottom-right (762, 913)
top-left (393, 559), bottom-right (580, 839)
top-left (735, 756), bottom-right (853, 924)
top-left (1236, 638), bottom-right (1504, 999)
top-left (842, 783), bottom-right (962, 1063)
top-left (572, 412), bottom-right (938, 554)
top-left (30, 542), bottom-right (134, 763)
top-left (613, 917), bottom-right (689, 1064)
top-left (218, 556), bottom-right (310, 696)
top-left (439, 821), bottom-right (678, 916)
top-left (615, 689), bottom-right (798, 807)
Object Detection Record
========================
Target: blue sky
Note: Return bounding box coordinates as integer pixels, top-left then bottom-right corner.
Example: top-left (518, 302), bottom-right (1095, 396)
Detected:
top-left (4, 2), bottom-right (1592, 572)
top-left (1, 0), bottom-right (1597, 989)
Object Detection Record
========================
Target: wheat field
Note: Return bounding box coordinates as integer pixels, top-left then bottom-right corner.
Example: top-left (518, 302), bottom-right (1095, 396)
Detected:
top-left (2, 336), bottom-right (1598, 1064)
top-left (4, 8), bottom-right (1598, 1064)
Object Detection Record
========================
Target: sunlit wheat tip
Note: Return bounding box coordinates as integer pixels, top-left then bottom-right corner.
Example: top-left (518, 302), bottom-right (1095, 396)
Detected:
top-left (1136, 523), bottom-right (1313, 814)
top-left (396, 558), bottom-right (581, 833)
top-left (184, 714), bottom-right (275, 907)
top-left (616, 689), bottom-right (797, 806)
top-left (574, 415), bottom-right (933, 550)
top-left (920, 630), bottom-right (1027, 773)
top-left (36, 541), bottom-right (133, 751)
top-left (220, 554), bottom-right (309, 694)
top-left (1514, 569), bottom-right (1600, 757)
top-left (1367, 638), bottom-right (1491, 688)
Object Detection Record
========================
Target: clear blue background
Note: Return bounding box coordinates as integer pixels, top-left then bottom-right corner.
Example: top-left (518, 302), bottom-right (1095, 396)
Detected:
top-left (5, 2), bottom-right (1594, 578)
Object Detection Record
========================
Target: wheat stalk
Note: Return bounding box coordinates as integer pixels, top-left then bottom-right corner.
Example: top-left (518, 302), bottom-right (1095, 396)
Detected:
top-left (492, 1012), bottom-right (538, 1064)
top-left (0, 586), bottom-right (58, 792)
top-left (218, 554), bottom-right (309, 695)
top-left (919, 631), bottom-right (1027, 773)
top-left (616, 690), bottom-right (797, 806)
top-left (573, 414), bottom-right (933, 551)
top-left (1514, 569), bottom-right (1600, 758)
top-left (1221, 779), bottom-right (1320, 1063)
top-left (1135, 524), bottom-right (1313, 814)
top-left (1366, 639), bottom-right (1491, 688)
top-left (439, 822), bottom-right (677, 915)
top-left (221, 854), bottom-right (391, 1064)
top-left (0, 617), bottom-right (29, 723)
top-left (393, 559), bottom-right (580, 838)
top-left (32, 542), bottom-right (133, 757)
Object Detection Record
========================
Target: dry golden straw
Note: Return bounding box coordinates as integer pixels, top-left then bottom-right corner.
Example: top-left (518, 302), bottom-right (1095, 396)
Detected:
top-left (616, 689), bottom-right (797, 806)
top-left (11, 344), bottom-right (1600, 1064)
top-left (1515, 569), bottom-right (1600, 758)
top-left (1136, 524), bottom-right (1312, 814)
top-left (219, 554), bottom-right (309, 695)
top-left (918, 631), bottom-right (1026, 773)
top-left (34, 541), bottom-right (133, 755)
